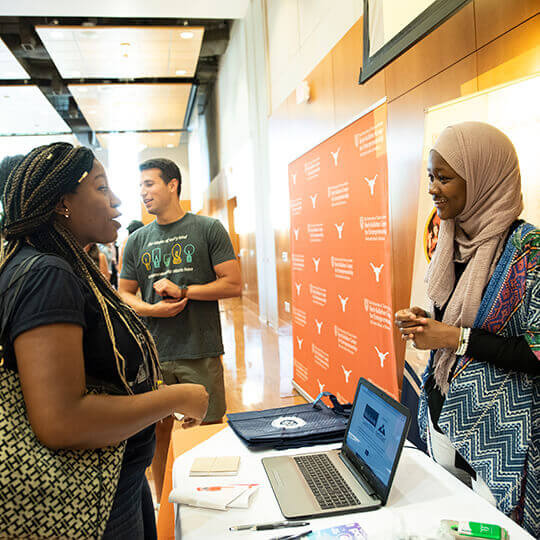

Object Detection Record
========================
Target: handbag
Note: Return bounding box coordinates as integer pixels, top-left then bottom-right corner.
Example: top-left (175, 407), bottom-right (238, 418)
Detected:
top-left (227, 391), bottom-right (352, 450)
top-left (0, 254), bottom-right (126, 539)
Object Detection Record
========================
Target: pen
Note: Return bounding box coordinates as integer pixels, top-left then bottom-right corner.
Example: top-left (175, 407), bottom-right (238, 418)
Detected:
top-left (270, 529), bottom-right (312, 540)
top-left (229, 520), bottom-right (310, 531)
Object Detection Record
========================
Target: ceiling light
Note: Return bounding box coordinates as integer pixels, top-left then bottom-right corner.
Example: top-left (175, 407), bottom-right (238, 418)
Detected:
top-left (120, 42), bottom-right (131, 58)
top-left (69, 71), bottom-right (81, 78)
top-left (77, 87), bottom-right (88, 93)
top-left (167, 143), bottom-right (174, 148)
top-left (175, 69), bottom-right (187, 76)
top-left (88, 109), bottom-right (97, 115)
top-left (51, 30), bottom-right (64, 39)
top-left (180, 31), bottom-right (194, 39)
top-left (168, 133), bottom-right (176, 137)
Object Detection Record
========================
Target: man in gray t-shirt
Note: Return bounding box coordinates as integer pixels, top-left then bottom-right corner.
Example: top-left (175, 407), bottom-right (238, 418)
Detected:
top-left (119, 158), bottom-right (241, 500)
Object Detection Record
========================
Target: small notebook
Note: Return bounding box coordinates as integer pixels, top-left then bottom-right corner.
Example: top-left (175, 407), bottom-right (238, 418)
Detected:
top-left (189, 456), bottom-right (240, 476)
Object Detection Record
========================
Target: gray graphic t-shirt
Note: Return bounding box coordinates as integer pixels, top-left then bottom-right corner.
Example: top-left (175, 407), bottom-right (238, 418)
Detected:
top-left (121, 213), bottom-right (236, 361)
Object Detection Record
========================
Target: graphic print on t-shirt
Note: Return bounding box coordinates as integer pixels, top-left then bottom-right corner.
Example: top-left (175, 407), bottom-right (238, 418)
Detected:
top-left (140, 234), bottom-right (197, 280)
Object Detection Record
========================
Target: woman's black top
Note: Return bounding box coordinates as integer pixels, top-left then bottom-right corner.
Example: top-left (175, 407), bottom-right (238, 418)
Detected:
top-left (0, 245), bottom-right (156, 505)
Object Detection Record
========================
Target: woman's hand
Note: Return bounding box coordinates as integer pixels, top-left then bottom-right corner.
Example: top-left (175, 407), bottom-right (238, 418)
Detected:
top-left (171, 383), bottom-right (209, 425)
top-left (395, 308), bottom-right (460, 350)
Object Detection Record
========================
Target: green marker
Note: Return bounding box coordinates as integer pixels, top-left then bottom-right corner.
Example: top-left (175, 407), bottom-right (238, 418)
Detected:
top-left (440, 520), bottom-right (509, 540)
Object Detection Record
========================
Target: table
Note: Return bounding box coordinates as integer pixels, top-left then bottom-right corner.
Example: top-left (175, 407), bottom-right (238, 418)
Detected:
top-left (172, 427), bottom-right (533, 539)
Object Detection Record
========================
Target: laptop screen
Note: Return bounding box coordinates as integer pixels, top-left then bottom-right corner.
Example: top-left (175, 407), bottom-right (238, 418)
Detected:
top-left (344, 382), bottom-right (408, 489)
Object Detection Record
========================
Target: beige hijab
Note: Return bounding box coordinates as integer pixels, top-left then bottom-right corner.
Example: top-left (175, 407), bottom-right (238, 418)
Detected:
top-left (425, 122), bottom-right (523, 393)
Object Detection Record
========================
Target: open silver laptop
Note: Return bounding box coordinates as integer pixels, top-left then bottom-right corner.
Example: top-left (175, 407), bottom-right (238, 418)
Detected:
top-left (262, 378), bottom-right (411, 519)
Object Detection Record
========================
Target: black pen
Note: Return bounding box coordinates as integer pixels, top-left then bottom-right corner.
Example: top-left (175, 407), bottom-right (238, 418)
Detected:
top-left (270, 530), bottom-right (312, 540)
top-left (229, 520), bottom-right (310, 531)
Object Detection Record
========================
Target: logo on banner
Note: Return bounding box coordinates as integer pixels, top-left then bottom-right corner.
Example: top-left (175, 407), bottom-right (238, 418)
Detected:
top-left (291, 173), bottom-right (297, 185)
top-left (317, 379), bottom-right (325, 393)
top-left (315, 320), bottom-right (323, 334)
top-left (312, 257), bottom-right (320, 272)
top-left (295, 282), bottom-right (302, 295)
top-left (271, 416), bottom-right (306, 429)
top-left (335, 222), bottom-right (344, 239)
top-left (338, 294), bottom-right (349, 312)
top-left (297, 337), bottom-right (304, 350)
top-left (293, 228), bottom-right (300, 240)
top-left (309, 193), bottom-right (318, 208)
top-left (341, 365), bottom-right (352, 383)
top-left (374, 346), bottom-right (389, 367)
top-left (369, 262), bottom-right (384, 282)
top-left (330, 147), bottom-right (341, 167)
top-left (364, 174), bottom-right (378, 196)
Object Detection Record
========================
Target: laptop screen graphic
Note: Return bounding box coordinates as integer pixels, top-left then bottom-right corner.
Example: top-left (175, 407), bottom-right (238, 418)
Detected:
top-left (345, 384), bottom-right (407, 486)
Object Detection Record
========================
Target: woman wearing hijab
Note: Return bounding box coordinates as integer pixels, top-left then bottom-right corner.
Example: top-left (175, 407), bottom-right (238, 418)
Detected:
top-left (395, 122), bottom-right (539, 537)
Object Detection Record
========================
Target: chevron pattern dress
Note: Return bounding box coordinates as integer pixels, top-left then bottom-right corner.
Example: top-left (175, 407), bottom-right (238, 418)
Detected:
top-left (418, 222), bottom-right (540, 537)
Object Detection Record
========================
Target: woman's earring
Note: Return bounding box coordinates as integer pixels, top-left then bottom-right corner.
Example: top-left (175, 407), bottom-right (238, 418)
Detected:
top-left (64, 209), bottom-right (70, 218)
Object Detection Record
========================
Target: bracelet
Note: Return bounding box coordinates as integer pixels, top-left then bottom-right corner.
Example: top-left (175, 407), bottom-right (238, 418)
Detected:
top-left (456, 327), bottom-right (471, 356)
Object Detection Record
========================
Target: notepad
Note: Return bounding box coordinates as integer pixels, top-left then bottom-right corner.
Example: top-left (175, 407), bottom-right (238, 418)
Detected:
top-left (189, 456), bottom-right (240, 476)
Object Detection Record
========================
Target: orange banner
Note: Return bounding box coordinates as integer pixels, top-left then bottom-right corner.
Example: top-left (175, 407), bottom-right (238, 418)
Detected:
top-left (289, 102), bottom-right (398, 403)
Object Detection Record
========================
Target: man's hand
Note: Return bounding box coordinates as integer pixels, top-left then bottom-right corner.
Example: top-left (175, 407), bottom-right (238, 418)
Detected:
top-left (153, 278), bottom-right (183, 299)
top-left (150, 298), bottom-right (188, 318)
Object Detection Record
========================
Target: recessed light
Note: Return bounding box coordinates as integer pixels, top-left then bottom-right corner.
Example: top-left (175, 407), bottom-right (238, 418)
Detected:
top-left (77, 87), bottom-right (88, 93)
top-left (167, 143), bottom-right (174, 148)
top-left (88, 109), bottom-right (97, 114)
top-left (175, 69), bottom-right (187, 76)
top-left (168, 133), bottom-right (176, 137)
top-left (180, 31), bottom-right (194, 39)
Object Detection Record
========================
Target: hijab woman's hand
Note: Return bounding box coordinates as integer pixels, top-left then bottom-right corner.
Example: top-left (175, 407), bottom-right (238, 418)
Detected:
top-left (396, 315), bottom-right (460, 351)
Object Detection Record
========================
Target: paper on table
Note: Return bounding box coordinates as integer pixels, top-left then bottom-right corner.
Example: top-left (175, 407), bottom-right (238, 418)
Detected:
top-left (169, 484), bottom-right (259, 511)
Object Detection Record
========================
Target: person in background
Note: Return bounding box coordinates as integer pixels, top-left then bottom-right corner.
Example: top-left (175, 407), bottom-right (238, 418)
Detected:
top-left (119, 158), bottom-right (241, 501)
top-left (0, 143), bottom-right (208, 539)
top-left (118, 219), bottom-right (144, 273)
top-left (84, 242), bottom-right (110, 280)
top-left (0, 155), bottom-right (24, 190)
top-left (394, 122), bottom-right (539, 537)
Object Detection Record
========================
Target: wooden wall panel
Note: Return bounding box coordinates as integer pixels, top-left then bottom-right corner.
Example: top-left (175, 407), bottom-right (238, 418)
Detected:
top-left (477, 14), bottom-right (540, 90)
top-left (331, 18), bottom-right (386, 129)
top-left (239, 232), bottom-right (259, 314)
top-left (474, 0), bottom-right (540, 48)
top-left (286, 53), bottom-right (337, 160)
top-left (269, 96), bottom-right (293, 327)
top-left (275, 228), bottom-right (291, 326)
top-left (385, 2), bottom-right (476, 101)
top-left (387, 56), bottom-right (478, 383)
top-left (201, 171), bottom-right (259, 315)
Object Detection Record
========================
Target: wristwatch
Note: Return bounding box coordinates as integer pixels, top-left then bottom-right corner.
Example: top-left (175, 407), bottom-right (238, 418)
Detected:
top-left (179, 286), bottom-right (189, 299)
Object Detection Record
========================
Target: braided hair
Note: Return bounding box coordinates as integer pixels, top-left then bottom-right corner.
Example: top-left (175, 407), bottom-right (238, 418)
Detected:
top-left (0, 142), bottom-right (161, 394)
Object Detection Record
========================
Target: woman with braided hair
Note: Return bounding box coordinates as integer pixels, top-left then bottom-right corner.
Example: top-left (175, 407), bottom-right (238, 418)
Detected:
top-left (0, 143), bottom-right (208, 539)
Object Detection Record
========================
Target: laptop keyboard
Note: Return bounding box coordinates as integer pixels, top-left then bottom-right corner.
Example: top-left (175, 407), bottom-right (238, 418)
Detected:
top-left (294, 454), bottom-right (360, 509)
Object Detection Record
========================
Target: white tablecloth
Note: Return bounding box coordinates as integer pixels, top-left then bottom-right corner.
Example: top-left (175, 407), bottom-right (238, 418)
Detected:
top-left (172, 427), bottom-right (533, 539)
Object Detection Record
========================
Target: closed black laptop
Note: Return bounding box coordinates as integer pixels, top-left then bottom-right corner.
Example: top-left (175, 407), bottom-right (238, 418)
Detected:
top-left (262, 378), bottom-right (411, 519)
